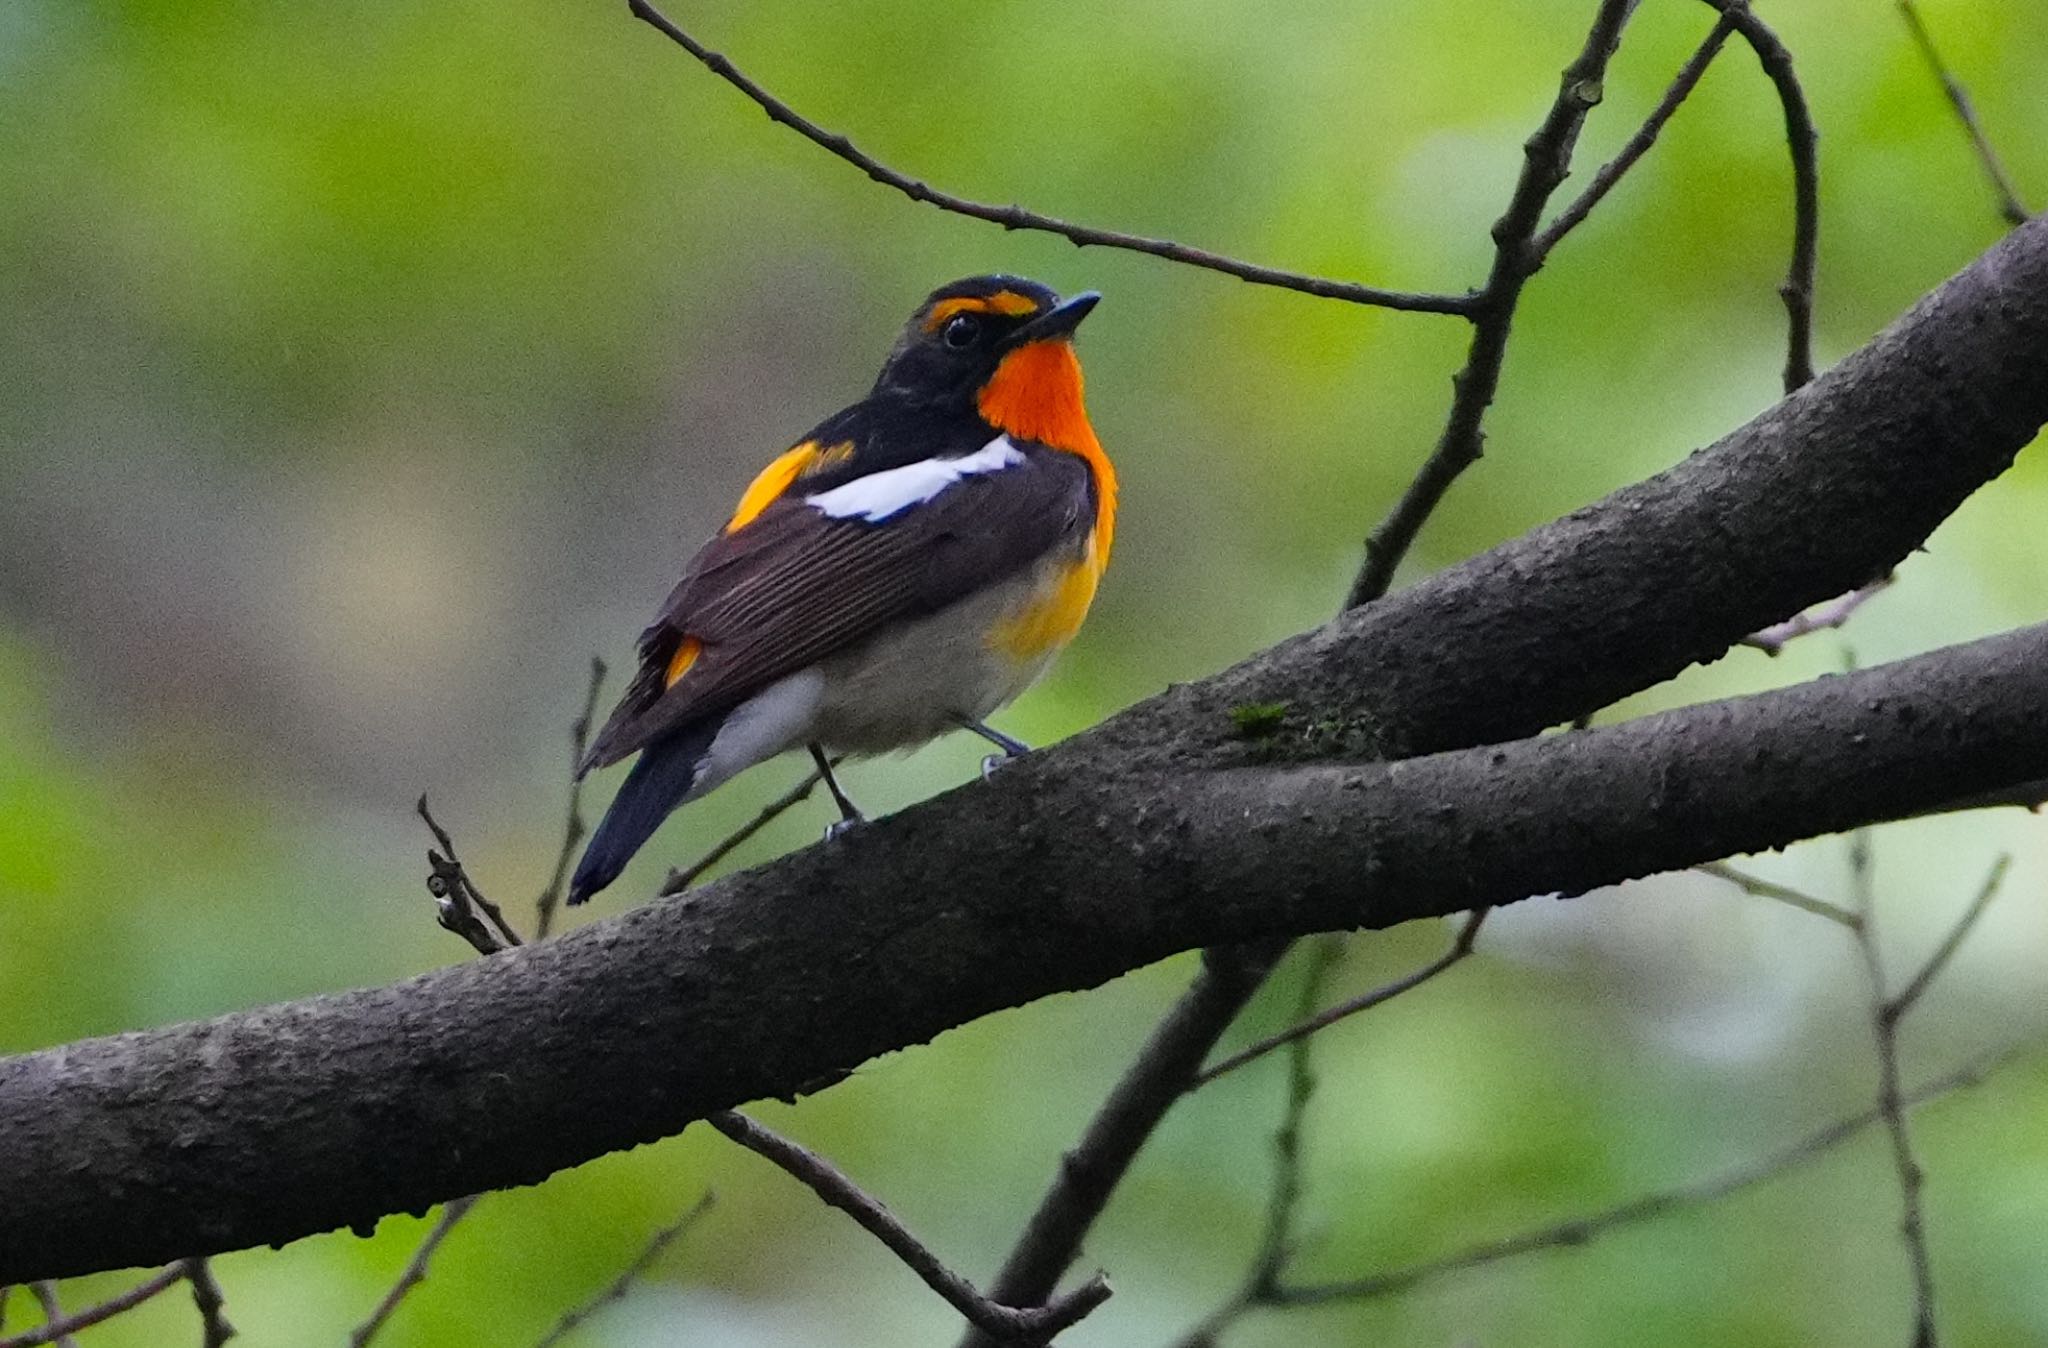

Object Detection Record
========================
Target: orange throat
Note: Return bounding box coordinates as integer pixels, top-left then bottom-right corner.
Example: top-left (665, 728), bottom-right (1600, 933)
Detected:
top-left (978, 339), bottom-right (1117, 564)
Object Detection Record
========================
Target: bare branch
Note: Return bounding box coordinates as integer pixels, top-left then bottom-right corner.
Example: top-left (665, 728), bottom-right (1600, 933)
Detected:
top-left (1274, 1042), bottom-right (2025, 1307)
top-left (1845, 834), bottom-right (1939, 1347)
top-left (1536, 14), bottom-right (1739, 257)
top-left (1173, 937), bottom-right (1345, 1347)
top-left (1897, 0), bottom-right (2030, 227)
top-left (179, 1258), bottom-right (233, 1348)
top-left (1194, 910), bottom-right (1488, 1085)
top-left (1701, 0), bottom-right (1819, 393)
top-left (1889, 854), bottom-right (2011, 1019)
top-left (534, 657), bottom-right (608, 940)
top-left (1695, 860), bottom-right (1862, 930)
top-left (660, 757), bottom-right (840, 896)
top-left (417, 798), bottom-right (521, 954)
top-left (22, 1289), bottom-right (70, 1348)
top-left (623, 0), bottom-right (1472, 316)
top-left (1742, 575), bottom-right (1895, 656)
top-left (532, 1192), bottom-right (715, 1348)
top-left (346, 1197), bottom-right (481, 1348)
top-left (0, 1269), bottom-right (185, 1348)
top-left (708, 1111), bottom-right (1111, 1341)
top-left (1346, 0), bottom-right (1637, 608)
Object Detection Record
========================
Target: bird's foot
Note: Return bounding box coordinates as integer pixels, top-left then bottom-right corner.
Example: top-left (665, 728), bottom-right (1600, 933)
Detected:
top-left (824, 813), bottom-right (867, 842)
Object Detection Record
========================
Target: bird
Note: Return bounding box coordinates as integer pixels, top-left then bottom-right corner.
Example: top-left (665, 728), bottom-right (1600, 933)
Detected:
top-left (566, 274), bottom-right (1114, 907)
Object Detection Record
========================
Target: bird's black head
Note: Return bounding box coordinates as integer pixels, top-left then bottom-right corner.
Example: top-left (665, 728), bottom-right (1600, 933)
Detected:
top-left (872, 274), bottom-right (1099, 405)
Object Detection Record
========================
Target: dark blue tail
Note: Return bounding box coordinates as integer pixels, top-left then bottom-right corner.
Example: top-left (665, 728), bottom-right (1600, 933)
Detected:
top-left (568, 723), bottom-right (716, 906)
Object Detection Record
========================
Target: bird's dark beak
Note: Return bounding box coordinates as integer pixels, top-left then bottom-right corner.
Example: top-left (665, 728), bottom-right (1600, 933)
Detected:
top-left (1008, 291), bottom-right (1100, 347)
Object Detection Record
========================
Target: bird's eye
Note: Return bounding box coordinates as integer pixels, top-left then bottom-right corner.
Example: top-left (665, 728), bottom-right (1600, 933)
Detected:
top-left (942, 314), bottom-right (980, 349)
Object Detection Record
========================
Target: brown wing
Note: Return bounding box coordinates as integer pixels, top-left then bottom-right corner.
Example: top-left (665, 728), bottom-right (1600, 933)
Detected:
top-left (582, 445), bottom-right (1093, 770)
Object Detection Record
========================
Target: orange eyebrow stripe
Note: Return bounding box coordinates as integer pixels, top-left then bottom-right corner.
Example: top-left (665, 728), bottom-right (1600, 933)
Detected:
top-left (925, 290), bottom-right (1043, 330)
top-left (726, 442), bottom-right (821, 532)
top-left (664, 635), bottom-right (703, 689)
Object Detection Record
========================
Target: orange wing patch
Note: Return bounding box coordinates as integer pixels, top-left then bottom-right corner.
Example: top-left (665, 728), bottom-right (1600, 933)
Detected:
top-left (925, 290), bottom-right (1044, 330)
top-left (978, 340), bottom-right (1117, 562)
top-left (724, 441), bottom-right (855, 532)
top-left (727, 442), bottom-right (820, 532)
top-left (664, 635), bottom-right (703, 689)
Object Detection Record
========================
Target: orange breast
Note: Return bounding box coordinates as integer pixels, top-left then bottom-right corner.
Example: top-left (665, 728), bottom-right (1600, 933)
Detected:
top-left (977, 339), bottom-right (1117, 565)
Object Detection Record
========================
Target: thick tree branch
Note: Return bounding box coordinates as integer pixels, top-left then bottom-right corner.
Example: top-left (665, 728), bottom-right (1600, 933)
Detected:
top-left (1, 216), bottom-right (2046, 1282)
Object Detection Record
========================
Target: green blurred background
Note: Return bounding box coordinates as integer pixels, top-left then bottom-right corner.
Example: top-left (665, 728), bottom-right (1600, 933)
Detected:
top-left (4, 0), bottom-right (2047, 1342)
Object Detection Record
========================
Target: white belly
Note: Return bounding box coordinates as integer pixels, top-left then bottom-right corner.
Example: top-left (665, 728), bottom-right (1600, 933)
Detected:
top-left (809, 557), bottom-right (1070, 754)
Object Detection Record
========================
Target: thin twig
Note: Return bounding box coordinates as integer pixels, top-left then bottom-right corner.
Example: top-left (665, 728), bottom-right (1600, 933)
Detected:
top-left (1346, 0), bottom-right (1638, 608)
top-left (1742, 575), bottom-right (1895, 656)
top-left (417, 798), bottom-right (522, 953)
top-left (1194, 910), bottom-right (1488, 1085)
top-left (957, 944), bottom-right (1285, 1348)
top-left (1696, 860), bottom-right (1862, 930)
top-left (1889, 855), bottom-right (2011, 1020)
top-left (347, 1196), bottom-right (482, 1348)
top-left (1897, 0), bottom-right (2029, 227)
top-left (178, 1258), bottom-right (234, 1348)
top-left (0, 1269), bottom-right (185, 1348)
top-left (1845, 831), bottom-right (1940, 1347)
top-left (1536, 14), bottom-right (1739, 256)
top-left (659, 757), bottom-right (840, 896)
top-left (23, 1288), bottom-right (71, 1348)
top-left (624, 0), bottom-right (1472, 316)
top-left (534, 657), bottom-right (607, 940)
top-left (532, 1192), bottom-right (716, 1348)
top-left (708, 1111), bottom-right (1112, 1341)
top-left (1700, 0), bottom-right (1819, 394)
top-left (1272, 1042), bottom-right (2023, 1307)
top-left (1174, 938), bottom-right (1346, 1347)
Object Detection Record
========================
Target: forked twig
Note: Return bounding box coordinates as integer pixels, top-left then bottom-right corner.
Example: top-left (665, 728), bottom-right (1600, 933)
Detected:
top-left (624, 0), bottom-right (1473, 316)
top-left (1194, 910), bottom-right (1488, 1085)
top-left (0, 1269), bottom-right (185, 1348)
top-left (1346, 0), bottom-right (1637, 607)
top-left (1172, 937), bottom-right (1345, 1346)
top-left (1536, 13), bottom-right (1739, 256)
top-left (710, 1111), bottom-right (1112, 1341)
top-left (1271, 1041), bottom-right (2023, 1307)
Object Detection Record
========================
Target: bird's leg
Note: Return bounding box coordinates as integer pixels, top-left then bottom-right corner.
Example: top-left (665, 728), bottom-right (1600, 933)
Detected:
top-left (810, 743), bottom-right (865, 840)
top-left (958, 719), bottom-right (1031, 780)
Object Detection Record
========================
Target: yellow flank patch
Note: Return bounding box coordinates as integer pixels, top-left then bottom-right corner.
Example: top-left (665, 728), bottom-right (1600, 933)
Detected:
top-left (990, 543), bottom-right (1105, 661)
top-left (726, 442), bottom-right (820, 532)
top-left (924, 290), bottom-right (1043, 330)
top-left (664, 635), bottom-right (703, 689)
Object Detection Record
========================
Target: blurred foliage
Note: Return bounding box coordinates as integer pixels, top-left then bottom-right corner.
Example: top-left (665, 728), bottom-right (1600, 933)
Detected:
top-left (3, 0), bottom-right (2047, 1343)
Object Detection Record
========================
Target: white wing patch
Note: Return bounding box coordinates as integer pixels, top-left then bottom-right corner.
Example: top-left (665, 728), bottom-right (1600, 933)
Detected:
top-left (804, 436), bottom-right (1024, 523)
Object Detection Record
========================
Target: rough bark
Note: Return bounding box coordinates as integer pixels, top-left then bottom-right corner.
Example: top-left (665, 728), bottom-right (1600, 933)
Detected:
top-left (2, 216), bottom-right (2046, 1284)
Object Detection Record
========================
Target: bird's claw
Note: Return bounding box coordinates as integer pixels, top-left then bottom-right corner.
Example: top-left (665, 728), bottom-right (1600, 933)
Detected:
top-left (824, 815), bottom-right (866, 842)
